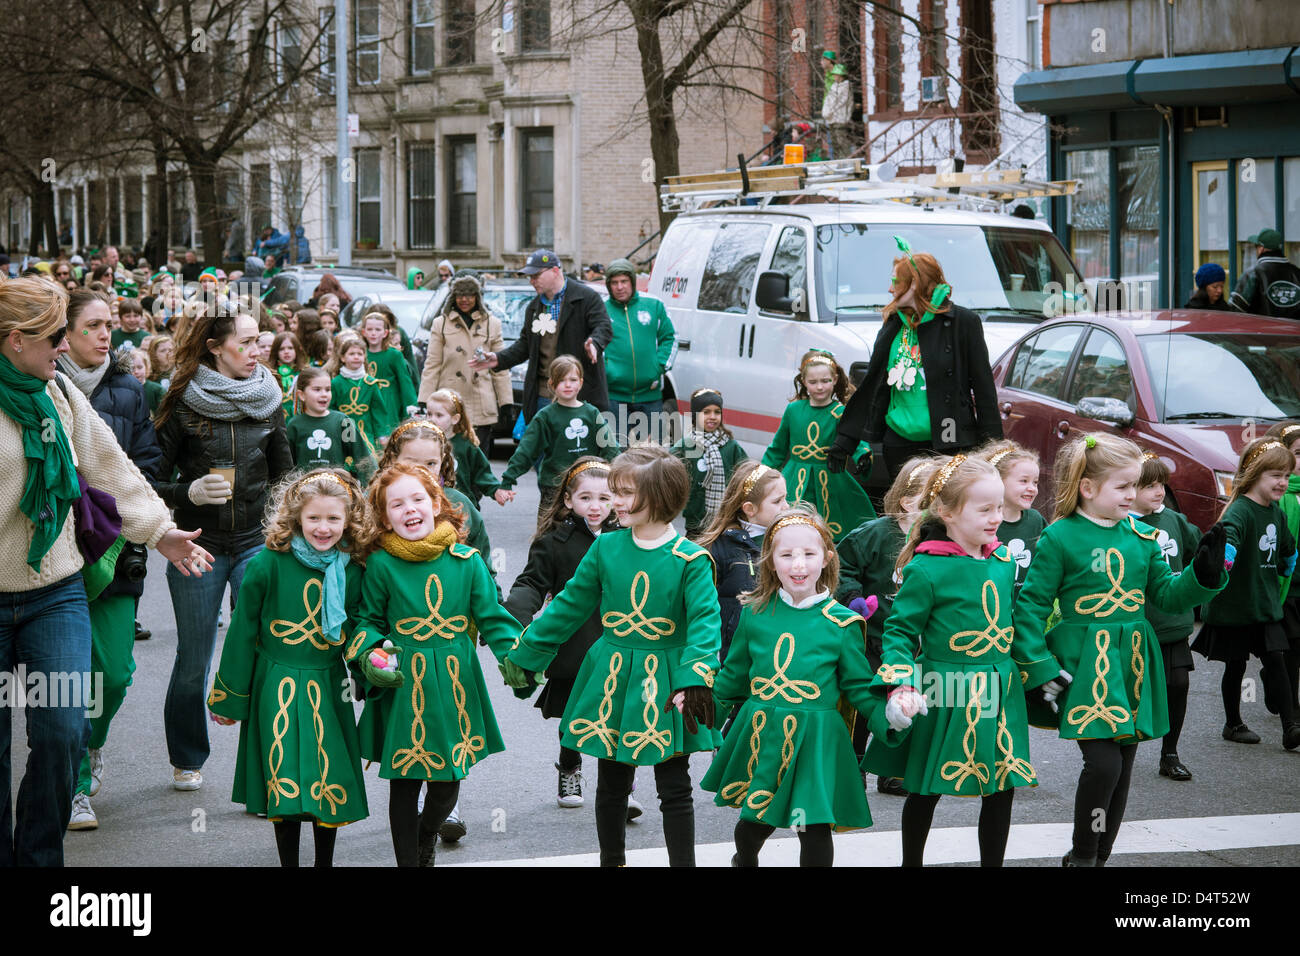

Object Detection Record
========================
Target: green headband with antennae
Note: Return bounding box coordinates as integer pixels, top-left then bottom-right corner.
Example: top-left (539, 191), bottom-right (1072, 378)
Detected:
top-left (893, 235), bottom-right (951, 312)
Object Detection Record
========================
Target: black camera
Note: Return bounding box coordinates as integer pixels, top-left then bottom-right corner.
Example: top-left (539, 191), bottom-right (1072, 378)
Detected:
top-left (119, 544), bottom-right (149, 582)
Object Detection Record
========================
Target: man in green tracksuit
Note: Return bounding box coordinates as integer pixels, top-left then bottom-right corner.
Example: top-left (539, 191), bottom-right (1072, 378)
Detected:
top-left (603, 258), bottom-right (675, 445)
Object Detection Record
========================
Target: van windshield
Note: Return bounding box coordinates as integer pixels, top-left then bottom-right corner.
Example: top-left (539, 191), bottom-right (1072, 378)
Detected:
top-left (815, 223), bottom-right (1090, 319)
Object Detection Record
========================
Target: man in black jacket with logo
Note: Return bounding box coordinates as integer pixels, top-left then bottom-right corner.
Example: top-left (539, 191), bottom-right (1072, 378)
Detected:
top-left (471, 249), bottom-right (612, 417)
top-left (1230, 229), bottom-right (1300, 319)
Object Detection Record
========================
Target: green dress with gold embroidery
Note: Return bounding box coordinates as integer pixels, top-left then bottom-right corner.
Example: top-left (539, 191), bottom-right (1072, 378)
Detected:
top-left (1014, 513), bottom-right (1226, 742)
top-left (331, 374), bottom-right (383, 477)
top-left (761, 399), bottom-right (875, 540)
top-left (365, 347), bottom-right (418, 441)
top-left (863, 544), bottom-right (1058, 797)
top-left (208, 548), bottom-right (369, 825)
top-left (350, 543), bottom-right (519, 781)
top-left (701, 595), bottom-right (899, 828)
top-left (508, 530), bottom-right (723, 766)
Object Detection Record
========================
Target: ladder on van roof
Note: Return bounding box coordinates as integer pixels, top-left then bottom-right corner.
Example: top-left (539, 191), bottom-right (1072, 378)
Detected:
top-left (659, 159), bottom-right (1079, 213)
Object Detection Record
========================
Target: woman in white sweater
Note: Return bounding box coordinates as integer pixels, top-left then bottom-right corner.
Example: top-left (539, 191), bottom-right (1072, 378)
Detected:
top-left (0, 277), bottom-right (211, 867)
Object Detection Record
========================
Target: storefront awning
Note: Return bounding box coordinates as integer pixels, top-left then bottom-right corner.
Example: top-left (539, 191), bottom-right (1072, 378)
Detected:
top-left (1015, 46), bottom-right (1300, 114)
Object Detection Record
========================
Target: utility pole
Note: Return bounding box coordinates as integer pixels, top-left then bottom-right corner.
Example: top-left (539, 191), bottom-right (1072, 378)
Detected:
top-left (336, 0), bottom-right (352, 266)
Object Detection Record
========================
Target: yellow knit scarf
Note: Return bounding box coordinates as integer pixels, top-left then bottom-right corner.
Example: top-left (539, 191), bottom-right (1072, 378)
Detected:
top-left (378, 521), bottom-right (458, 562)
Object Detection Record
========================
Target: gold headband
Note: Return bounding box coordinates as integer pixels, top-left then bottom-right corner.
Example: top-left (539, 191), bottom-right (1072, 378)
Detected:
top-left (1243, 440), bottom-right (1286, 471)
top-left (768, 513), bottom-right (819, 538)
top-left (801, 355), bottom-right (835, 370)
top-left (290, 470), bottom-right (356, 502)
top-left (929, 454), bottom-right (967, 500)
top-left (390, 419), bottom-right (446, 444)
top-left (1280, 424), bottom-right (1300, 443)
top-left (566, 459), bottom-right (610, 488)
top-left (987, 446), bottom-right (1016, 467)
top-left (1141, 451), bottom-right (1159, 462)
top-left (742, 464), bottom-right (771, 497)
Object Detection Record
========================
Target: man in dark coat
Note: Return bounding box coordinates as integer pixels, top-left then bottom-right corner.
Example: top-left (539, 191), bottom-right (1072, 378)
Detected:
top-left (1229, 228), bottom-right (1300, 319)
top-left (472, 248), bottom-right (612, 416)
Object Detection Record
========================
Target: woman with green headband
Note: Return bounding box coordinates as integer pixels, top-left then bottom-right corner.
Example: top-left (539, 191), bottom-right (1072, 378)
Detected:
top-left (829, 240), bottom-right (1003, 481)
top-left (0, 277), bottom-right (213, 866)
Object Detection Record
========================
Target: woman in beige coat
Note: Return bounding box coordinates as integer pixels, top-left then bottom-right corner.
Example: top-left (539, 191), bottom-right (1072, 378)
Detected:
top-left (418, 274), bottom-right (513, 448)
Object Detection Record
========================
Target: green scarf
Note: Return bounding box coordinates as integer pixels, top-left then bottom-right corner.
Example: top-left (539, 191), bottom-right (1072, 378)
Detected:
top-left (1280, 473), bottom-right (1300, 602)
top-left (0, 357), bottom-right (81, 571)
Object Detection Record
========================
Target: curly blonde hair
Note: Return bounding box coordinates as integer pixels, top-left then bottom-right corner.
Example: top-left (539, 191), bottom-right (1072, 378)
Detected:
top-left (264, 468), bottom-right (371, 556)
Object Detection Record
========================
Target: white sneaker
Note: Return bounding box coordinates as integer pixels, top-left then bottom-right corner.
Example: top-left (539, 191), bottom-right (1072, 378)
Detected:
top-left (626, 795), bottom-right (644, 822)
top-left (172, 767), bottom-right (202, 791)
top-left (556, 763), bottom-right (584, 808)
top-left (69, 792), bottom-right (98, 830)
top-left (88, 749), bottom-right (104, 797)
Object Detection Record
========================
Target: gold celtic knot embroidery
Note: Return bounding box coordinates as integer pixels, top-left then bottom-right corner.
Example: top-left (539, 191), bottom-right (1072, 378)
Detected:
top-left (266, 677), bottom-right (300, 807)
top-left (750, 633), bottom-right (821, 704)
top-left (394, 574), bottom-right (470, 643)
top-left (1129, 628), bottom-right (1144, 720)
top-left (207, 687), bottom-right (227, 706)
top-left (691, 661), bottom-right (716, 688)
top-left (1074, 548), bottom-right (1144, 618)
top-left (791, 421), bottom-right (828, 461)
top-left (391, 653), bottom-right (447, 776)
top-left (621, 655), bottom-right (672, 759)
top-left (338, 387), bottom-right (369, 417)
top-left (949, 580), bottom-right (1014, 657)
top-left (794, 466), bottom-right (810, 502)
top-left (720, 710), bottom-right (767, 806)
top-left (994, 708), bottom-right (1035, 788)
top-left (816, 471), bottom-right (841, 536)
top-left (447, 655), bottom-right (486, 772)
top-left (939, 672), bottom-right (991, 793)
top-left (876, 663), bottom-right (913, 684)
top-left (307, 680), bottom-right (347, 814)
top-left (1065, 629), bottom-right (1130, 734)
top-left (365, 361), bottom-right (391, 390)
top-left (569, 652), bottom-right (622, 755)
top-left (601, 571), bottom-right (676, 640)
top-left (749, 714), bottom-right (798, 821)
top-left (270, 579), bottom-right (334, 650)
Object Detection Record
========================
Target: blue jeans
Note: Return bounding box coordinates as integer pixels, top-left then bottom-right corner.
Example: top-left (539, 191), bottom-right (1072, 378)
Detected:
top-left (0, 573), bottom-right (93, 866)
top-left (165, 544), bottom-right (262, 770)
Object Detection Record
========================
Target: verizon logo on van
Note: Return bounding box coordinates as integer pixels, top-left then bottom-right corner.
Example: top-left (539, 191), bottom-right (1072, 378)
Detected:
top-left (661, 275), bottom-right (689, 298)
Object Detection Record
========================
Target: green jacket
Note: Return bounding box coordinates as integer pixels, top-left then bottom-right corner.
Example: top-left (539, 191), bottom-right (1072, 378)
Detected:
top-left (670, 432), bottom-right (749, 532)
top-left (603, 291), bottom-right (675, 403)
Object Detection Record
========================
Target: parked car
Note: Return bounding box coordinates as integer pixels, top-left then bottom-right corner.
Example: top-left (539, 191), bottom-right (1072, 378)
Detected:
top-left (340, 288), bottom-right (441, 373)
top-left (992, 310), bottom-right (1300, 531)
top-left (263, 265), bottom-right (404, 306)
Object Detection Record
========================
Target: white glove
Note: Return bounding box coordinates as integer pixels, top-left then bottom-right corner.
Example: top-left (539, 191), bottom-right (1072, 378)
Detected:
top-left (885, 687), bottom-right (928, 731)
top-left (188, 474), bottom-right (232, 506)
top-left (1041, 669), bottom-right (1073, 714)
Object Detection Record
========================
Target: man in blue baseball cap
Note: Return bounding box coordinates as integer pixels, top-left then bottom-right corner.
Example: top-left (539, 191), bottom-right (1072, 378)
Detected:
top-left (1230, 228), bottom-right (1300, 319)
top-left (469, 249), bottom-right (612, 418)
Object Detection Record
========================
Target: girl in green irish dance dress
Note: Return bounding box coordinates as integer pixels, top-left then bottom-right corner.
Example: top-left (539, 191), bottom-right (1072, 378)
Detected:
top-left (702, 505), bottom-right (900, 866)
top-left (349, 463), bottom-right (521, 866)
top-left (762, 350), bottom-right (874, 541)
top-left (208, 469), bottom-right (371, 867)
top-left (503, 445), bottom-right (723, 867)
top-left (863, 454), bottom-right (1061, 866)
top-left (1016, 434), bottom-right (1227, 867)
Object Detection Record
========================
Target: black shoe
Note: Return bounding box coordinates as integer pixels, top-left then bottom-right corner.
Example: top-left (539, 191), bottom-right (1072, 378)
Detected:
top-left (1062, 850), bottom-right (1096, 867)
top-left (876, 776), bottom-right (909, 796)
top-left (1284, 723), bottom-right (1300, 752)
top-left (418, 831), bottom-right (435, 867)
top-left (438, 814), bottom-right (467, 843)
top-left (134, 620), bottom-right (151, 641)
top-left (1222, 723), bottom-right (1261, 744)
top-left (1158, 753), bottom-right (1193, 781)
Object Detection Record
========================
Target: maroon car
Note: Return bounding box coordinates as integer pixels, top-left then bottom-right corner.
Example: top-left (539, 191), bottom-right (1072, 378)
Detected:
top-left (992, 310), bottom-right (1300, 531)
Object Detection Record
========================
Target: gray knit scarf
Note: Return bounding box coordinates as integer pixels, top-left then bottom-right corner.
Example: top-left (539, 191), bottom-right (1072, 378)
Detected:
top-left (56, 353), bottom-right (113, 398)
top-left (183, 362), bottom-right (284, 421)
top-left (691, 428), bottom-right (729, 523)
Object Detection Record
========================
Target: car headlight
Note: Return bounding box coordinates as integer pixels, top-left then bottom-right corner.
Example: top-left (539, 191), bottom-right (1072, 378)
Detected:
top-left (1214, 471), bottom-right (1234, 498)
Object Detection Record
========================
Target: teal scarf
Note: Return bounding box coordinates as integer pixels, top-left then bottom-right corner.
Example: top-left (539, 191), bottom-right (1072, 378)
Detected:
top-left (1280, 473), bottom-right (1300, 602)
top-left (0, 357), bottom-right (81, 571)
top-left (289, 535), bottom-right (351, 642)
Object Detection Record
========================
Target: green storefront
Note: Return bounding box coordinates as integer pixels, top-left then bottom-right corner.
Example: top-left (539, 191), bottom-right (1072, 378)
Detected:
top-left (1015, 47), bottom-right (1300, 308)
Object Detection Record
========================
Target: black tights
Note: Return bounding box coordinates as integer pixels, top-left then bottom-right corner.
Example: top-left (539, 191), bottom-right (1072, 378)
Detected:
top-left (272, 820), bottom-right (338, 868)
top-left (1163, 665), bottom-right (1190, 755)
top-left (901, 789), bottom-right (1014, 867)
top-left (1072, 739), bottom-right (1136, 863)
top-left (388, 779), bottom-right (461, 867)
top-left (733, 819), bottom-right (833, 867)
top-left (1222, 651), bottom-right (1294, 725)
top-left (595, 756), bottom-right (694, 867)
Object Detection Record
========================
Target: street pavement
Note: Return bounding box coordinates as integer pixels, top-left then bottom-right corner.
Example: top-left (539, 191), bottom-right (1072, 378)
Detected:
top-left (13, 449), bottom-right (1300, 867)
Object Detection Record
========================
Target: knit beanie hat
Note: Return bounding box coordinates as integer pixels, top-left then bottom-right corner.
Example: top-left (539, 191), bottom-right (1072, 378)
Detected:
top-left (1195, 263), bottom-right (1226, 289)
top-left (691, 390), bottom-right (723, 414)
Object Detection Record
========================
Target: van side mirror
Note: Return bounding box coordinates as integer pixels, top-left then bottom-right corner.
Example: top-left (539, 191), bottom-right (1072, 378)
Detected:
top-left (756, 271), bottom-right (796, 313)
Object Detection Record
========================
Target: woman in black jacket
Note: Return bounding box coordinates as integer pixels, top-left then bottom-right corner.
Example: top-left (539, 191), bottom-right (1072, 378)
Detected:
top-left (56, 290), bottom-right (164, 831)
top-left (153, 309), bottom-right (293, 791)
top-left (830, 246), bottom-right (1002, 480)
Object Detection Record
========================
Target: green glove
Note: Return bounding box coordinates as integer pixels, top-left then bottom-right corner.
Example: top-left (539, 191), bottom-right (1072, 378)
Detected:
top-left (499, 658), bottom-right (533, 689)
top-left (361, 642), bottom-right (405, 689)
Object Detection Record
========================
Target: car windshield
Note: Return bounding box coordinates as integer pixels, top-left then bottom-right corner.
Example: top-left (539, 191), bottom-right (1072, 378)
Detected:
top-left (481, 287), bottom-right (536, 341)
top-left (815, 223), bottom-right (1091, 319)
top-left (1139, 332), bottom-right (1300, 422)
top-left (336, 276), bottom-right (404, 300)
top-left (383, 298), bottom-right (433, 338)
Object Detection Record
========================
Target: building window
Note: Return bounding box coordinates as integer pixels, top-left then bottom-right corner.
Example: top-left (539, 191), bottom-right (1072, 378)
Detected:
top-left (520, 0), bottom-right (549, 53)
top-left (1236, 157), bottom-right (1276, 275)
top-left (123, 177), bottom-right (143, 248)
top-left (277, 21), bottom-right (302, 84)
top-left (108, 179), bottom-right (122, 246)
top-left (318, 7), bottom-right (336, 94)
top-left (1066, 149), bottom-right (1110, 281)
top-left (445, 0), bottom-right (476, 66)
top-left (168, 173), bottom-right (191, 248)
top-left (1117, 145), bottom-right (1160, 286)
top-left (280, 160), bottom-right (303, 232)
top-left (1285, 157), bottom-right (1300, 265)
top-left (356, 148), bottom-right (381, 245)
top-left (921, 0), bottom-right (948, 98)
top-left (407, 143), bottom-right (436, 249)
top-left (448, 137), bottom-right (477, 246)
top-left (520, 129), bottom-right (553, 247)
top-left (323, 158), bottom-right (339, 253)
top-left (251, 163), bottom-right (272, 235)
top-left (356, 0), bottom-right (380, 84)
top-left (410, 0), bottom-right (436, 74)
top-left (874, 0), bottom-right (902, 112)
top-left (1193, 161), bottom-right (1229, 270)
top-left (1026, 0), bottom-right (1042, 71)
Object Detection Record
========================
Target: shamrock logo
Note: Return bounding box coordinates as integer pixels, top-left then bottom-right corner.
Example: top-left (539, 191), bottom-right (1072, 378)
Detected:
top-left (1259, 523), bottom-right (1277, 562)
top-left (886, 363), bottom-right (918, 390)
top-left (638, 309), bottom-right (652, 326)
top-left (697, 457), bottom-right (709, 472)
top-left (565, 418), bottom-right (589, 448)
top-left (532, 314), bottom-right (558, 336)
top-left (307, 429), bottom-right (332, 452)
top-left (1008, 537), bottom-right (1031, 572)
top-left (1157, 529), bottom-right (1178, 564)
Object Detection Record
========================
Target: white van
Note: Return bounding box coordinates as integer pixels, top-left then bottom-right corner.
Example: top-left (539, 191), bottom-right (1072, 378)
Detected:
top-left (652, 202), bottom-right (1091, 475)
